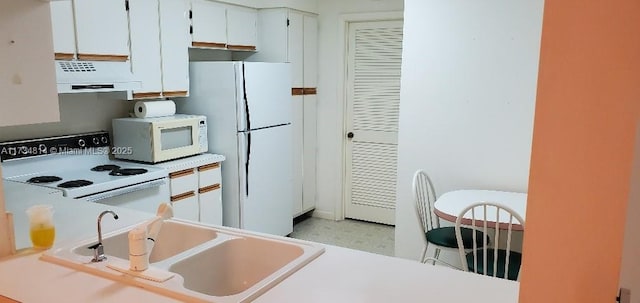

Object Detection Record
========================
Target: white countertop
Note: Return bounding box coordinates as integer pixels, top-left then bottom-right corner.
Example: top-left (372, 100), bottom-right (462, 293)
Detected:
top-left (0, 181), bottom-right (519, 303)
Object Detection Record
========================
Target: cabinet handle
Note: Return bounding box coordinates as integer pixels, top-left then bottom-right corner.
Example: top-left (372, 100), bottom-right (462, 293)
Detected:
top-left (303, 87), bottom-right (317, 95)
top-left (169, 168), bottom-right (195, 179)
top-left (226, 45), bottom-right (257, 51)
top-left (170, 191), bottom-right (196, 203)
top-left (162, 91), bottom-right (188, 98)
top-left (291, 88), bottom-right (305, 96)
top-left (133, 92), bottom-right (162, 99)
top-left (198, 162), bottom-right (220, 171)
top-left (77, 54), bottom-right (128, 62)
top-left (192, 41), bottom-right (226, 49)
top-left (54, 53), bottom-right (75, 60)
top-left (199, 184), bottom-right (221, 194)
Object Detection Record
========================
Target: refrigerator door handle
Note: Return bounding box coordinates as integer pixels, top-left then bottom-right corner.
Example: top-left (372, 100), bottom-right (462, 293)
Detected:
top-left (242, 63), bottom-right (251, 131)
top-left (245, 132), bottom-right (251, 196)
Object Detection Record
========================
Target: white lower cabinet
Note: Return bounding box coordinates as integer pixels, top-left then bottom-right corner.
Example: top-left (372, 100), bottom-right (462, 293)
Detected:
top-left (155, 154), bottom-right (225, 225)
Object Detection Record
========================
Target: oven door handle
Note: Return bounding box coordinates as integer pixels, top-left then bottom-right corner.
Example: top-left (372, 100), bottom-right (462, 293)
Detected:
top-left (82, 179), bottom-right (166, 202)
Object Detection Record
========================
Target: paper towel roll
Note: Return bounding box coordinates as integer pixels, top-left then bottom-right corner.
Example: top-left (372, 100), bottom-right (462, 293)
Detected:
top-left (134, 100), bottom-right (176, 118)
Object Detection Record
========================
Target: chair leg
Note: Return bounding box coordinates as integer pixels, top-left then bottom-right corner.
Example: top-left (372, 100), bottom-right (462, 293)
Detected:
top-left (420, 243), bottom-right (428, 263)
top-left (433, 247), bottom-right (442, 265)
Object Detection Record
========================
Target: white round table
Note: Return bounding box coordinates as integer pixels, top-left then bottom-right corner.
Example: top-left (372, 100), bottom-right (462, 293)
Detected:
top-left (433, 190), bottom-right (527, 231)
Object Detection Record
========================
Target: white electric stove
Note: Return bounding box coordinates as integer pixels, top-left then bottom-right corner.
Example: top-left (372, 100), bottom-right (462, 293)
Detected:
top-left (0, 131), bottom-right (170, 213)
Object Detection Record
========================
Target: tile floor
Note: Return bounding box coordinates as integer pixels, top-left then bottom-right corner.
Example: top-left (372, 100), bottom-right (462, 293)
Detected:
top-left (288, 216), bottom-right (395, 257)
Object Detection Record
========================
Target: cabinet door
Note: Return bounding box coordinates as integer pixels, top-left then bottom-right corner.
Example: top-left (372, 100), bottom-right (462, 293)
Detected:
top-left (0, 0), bottom-right (59, 127)
top-left (190, 0), bottom-right (227, 48)
top-left (226, 6), bottom-right (257, 50)
top-left (199, 185), bottom-right (222, 225)
top-left (287, 11), bottom-right (304, 88)
top-left (74, 0), bottom-right (130, 60)
top-left (303, 15), bottom-right (318, 88)
top-left (292, 95), bottom-right (304, 216)
top-left (128, 0), bottom-right (163, 99)
top-left (159, 0), bottom-right (190, 97)
top-left (302, 94), bottom-right (317, 212)
top-left (169, 168), bottom-right (197, 194)
top-left (171, 192), bottom-right (199, 222)
top-left (49, 0), bottom-right (75, 60)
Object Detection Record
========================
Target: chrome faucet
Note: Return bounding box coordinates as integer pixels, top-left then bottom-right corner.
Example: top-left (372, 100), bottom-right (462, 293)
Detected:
top-left (90, 210), bottom-right (119, 262)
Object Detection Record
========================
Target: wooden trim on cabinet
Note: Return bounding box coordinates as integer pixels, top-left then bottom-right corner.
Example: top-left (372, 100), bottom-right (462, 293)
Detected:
top-left (303, 87), bottom-right (317, 95)
top-left (198, 162), bottom-right (220, 172)
top-left (169, 168), bottom-right (195, 179)
top-left (77, 54), bottom-right (129, 62)
top-left (291, 88), bottom-right (305, 96)
top-left (170, 191), bottom-right (196, 202)
top-left (162, 91), bottom-right (188, 98)
top-left (192, 41), bottom-right (226, 49)
top-left (132, 92), bottom-right (162, 99)
top-left (54, 53), bottom-right (75, 60)
top-left (199, 183), bottom-right (221, 194)
top-left (226, 45), bottom-right (257, 51)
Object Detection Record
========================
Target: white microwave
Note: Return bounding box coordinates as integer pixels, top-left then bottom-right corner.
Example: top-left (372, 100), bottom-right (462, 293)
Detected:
top-left (112, 114), bottom-right (208, 163)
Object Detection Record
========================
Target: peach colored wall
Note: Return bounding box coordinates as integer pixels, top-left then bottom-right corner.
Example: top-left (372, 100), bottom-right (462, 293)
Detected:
top-left (519, 0), bottom-right (640, 302)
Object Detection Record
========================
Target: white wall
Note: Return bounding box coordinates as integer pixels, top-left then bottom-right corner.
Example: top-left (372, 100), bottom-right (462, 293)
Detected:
top-left (0, 93), bottom-right (133, 142)
top-left (394, 0), bottom-right (544, 260)
top-left (314, 0), bottom-right (404, 220)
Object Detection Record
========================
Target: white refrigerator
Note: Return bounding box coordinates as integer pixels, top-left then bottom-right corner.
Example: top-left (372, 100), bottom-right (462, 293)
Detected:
top-left (177, 61), bottom-right (293, 236)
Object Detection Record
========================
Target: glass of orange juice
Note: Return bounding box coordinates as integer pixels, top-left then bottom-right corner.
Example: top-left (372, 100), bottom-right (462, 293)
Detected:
top-left (26, 205), bottom-right (55, 249)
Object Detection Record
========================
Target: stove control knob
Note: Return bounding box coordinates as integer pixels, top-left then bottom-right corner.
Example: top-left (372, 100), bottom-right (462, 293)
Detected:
top-left (78, 139), bottom-right (86, 148)
top-left (92, 137), bottom-right (100, 145)
top-left (101, 136), bottom-right (108, 144)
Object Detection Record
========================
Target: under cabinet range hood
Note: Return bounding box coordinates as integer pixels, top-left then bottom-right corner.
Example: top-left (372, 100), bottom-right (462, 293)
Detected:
top-left (55, 61), bottom-right (141, 98)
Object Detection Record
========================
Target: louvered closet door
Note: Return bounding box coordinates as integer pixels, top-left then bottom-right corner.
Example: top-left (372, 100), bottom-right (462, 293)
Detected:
top-left (345, 20), bottom-right (403, 225)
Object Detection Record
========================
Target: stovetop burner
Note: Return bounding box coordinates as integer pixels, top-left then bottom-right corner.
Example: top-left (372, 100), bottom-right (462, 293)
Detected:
top-left (91, 165), bottom-right (121, 172)
top-left (109, 168), bottom-right (148, 176)
top-left (58, 180), bottom-right (93, 188)
top-left (27, 176), bottom-right (62, 184)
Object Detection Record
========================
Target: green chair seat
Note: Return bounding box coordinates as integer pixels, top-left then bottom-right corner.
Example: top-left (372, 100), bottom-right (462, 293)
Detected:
top-left (426, 226), bottom-right (488, 249)
top-left (465, 249), bottom-right (522, 281)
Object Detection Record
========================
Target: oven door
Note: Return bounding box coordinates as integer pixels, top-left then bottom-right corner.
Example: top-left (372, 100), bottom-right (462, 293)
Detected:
top-left (81, 178), bottom-right (170, 214)
top-left (151, 118), bottom-right (201, 162)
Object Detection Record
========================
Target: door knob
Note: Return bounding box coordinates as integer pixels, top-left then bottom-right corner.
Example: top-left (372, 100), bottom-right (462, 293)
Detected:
top-left (347, 132), bottom-right (354, 139)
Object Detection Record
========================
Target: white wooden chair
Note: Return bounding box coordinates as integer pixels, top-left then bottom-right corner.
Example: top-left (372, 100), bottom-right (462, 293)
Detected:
top-left (413, 170), bottom-right (488, 266)
top-left (454, 202), bottom-right (525, 281)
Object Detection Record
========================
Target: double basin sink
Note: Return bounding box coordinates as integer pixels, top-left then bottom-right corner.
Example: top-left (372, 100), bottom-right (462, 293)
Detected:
top-left (41, 219), bottom-right (325, 302)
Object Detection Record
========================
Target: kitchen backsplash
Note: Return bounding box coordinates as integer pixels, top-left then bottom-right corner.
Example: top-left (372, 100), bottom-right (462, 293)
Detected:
top-left (0, 93), bottom-right (133, 142)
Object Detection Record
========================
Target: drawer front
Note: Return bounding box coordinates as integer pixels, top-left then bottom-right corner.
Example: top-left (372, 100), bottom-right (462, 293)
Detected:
top-left (198, 162), bottom-right (221, 188)
top-left (171, 191), bottom-right (199, 222)
top-left (169, 168), bottom-right (197, 195)
top-left (199, 185), bottom-right (222, 225)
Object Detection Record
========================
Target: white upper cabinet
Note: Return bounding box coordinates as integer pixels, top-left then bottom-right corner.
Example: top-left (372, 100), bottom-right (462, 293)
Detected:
top-left (189, 0), bottom-right (257, 51)
top-left (287, 11), bottom-right (304, 88)
top-left (49, 0), bottom-right (75, 60)
top-left (73, 0), bottom-right (130, 60)
top-left (127, 0), bottom-right (190, 99)
top-left (159, 0), bottom-right (190, 96)
top-left (0, 0), bottom-right (59, 127)
top-left (303, 14), bottom-right (318, 88)
top-left (190, 0), bottom-right (227, 48)
top-left (226, 6), bottom-right (257, 50)
top-left (128, 0), bottom-right (163, 98)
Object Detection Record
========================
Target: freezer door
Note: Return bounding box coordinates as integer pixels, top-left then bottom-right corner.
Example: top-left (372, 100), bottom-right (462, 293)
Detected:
top-left (236, 62), bottom-right (292, 131)
top-left (237, 125), bottom-right (293, 236)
